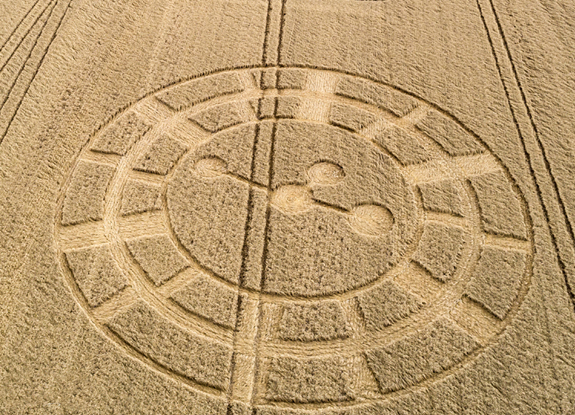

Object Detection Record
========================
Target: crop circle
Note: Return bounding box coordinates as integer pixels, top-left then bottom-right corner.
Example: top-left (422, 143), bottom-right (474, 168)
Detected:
top-left (56, 67), bottom-right (532, 411)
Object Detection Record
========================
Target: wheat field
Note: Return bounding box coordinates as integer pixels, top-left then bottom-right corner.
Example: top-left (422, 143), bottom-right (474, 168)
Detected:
top-left (1, 1), bottom-right (575, 413)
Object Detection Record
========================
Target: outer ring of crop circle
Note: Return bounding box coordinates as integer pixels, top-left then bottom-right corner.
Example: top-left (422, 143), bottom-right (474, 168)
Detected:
top-left (54, 66), bottom-right (534, 409)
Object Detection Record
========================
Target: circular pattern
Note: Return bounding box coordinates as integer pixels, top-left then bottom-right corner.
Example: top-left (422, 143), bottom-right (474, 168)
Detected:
top-left (56, 67), bottom-right (532, 411)
top-left (167, 117), bottom-right (417, 297)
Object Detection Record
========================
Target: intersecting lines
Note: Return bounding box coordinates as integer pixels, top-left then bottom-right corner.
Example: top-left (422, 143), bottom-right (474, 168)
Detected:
top-left (0, 0), bottom-right (72, 142)
top-left (54, 67), bottom-right (535, 410)
top-left (477, 0), bottom-right (575, 313)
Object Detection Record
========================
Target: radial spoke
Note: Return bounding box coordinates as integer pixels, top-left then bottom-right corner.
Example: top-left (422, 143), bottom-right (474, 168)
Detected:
top-left (92, 286), bottom-right (139, 321)
top-left (450, 297), bottom-right (501, 345)
top-left (134, 96), bottom-right (175, 125)
top-left (157, 267), bottom-right (203, 297)
top-left (483, 233), bottom-right (531, 252)
top-left (58, 220), bottom-right (107, 251)
top-left (453, 153), bottom-right (501, 177)
top-left (425, 211), bottom-right (469, 227)
top-left (403, 159), bottom-right (451, 184)
top-left (398, 103), bottom-right (430, 127)
top-left (296, 96), bottom-right (331, 123)
top-left (81, 150), bottom-right (121, 166)
top-left (403, 153), bottom-right (501, 186)
top-left (393, 261), bottom-right (444, 303)
top-left (117, 210), bottom-right (167, 240)
top-left (306, 71), bottom-right (339, 94)
top-left (168, 117), bottom-right (210, 147)
top-left (127, 169), bottom-right (165, 185)
top-left (358, 118), bottom-right (392, 140)
top-left (350, 354), bottom-right (382, 399)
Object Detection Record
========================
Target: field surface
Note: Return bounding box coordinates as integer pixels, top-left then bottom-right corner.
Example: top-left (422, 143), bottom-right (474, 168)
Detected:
top-left (1, 1), bottom-right (575, 413)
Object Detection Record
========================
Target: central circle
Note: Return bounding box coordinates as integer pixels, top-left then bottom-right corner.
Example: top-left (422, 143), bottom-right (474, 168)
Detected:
top-left (167, 119), bottom-right (418, 297)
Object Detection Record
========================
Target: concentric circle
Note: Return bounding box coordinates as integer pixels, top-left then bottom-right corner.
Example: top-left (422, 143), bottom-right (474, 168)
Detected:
top-left (56, 67), bottom-right (532, 411)
top-left (167, 117), bottom-right (418, 297)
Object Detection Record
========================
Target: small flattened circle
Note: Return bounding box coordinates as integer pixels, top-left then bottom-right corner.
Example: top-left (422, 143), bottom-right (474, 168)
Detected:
top-left (349, 204), bottom-right (394, 236)
top-left (307, 161), bottom-right (345, 186)
top-left (194, 156), bottom-right (228, 178)
top-left (270, 185), bottom-right (313, 214)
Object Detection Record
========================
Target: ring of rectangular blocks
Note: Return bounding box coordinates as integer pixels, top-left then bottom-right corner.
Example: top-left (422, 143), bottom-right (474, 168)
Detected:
top-left (54, 68), bottom-right (533, 407)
